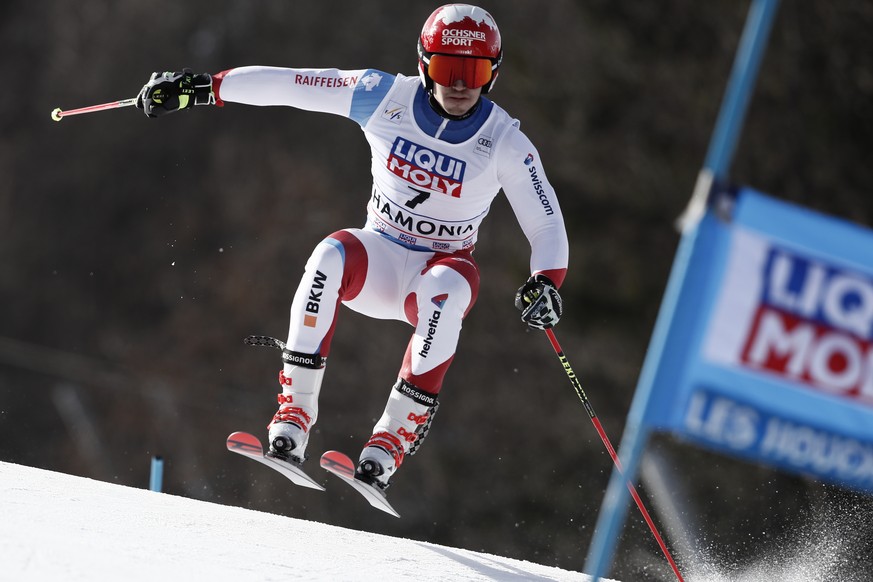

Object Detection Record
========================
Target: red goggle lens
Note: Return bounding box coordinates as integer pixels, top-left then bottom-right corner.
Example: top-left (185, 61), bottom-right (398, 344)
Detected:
top-left (426, 54), bottom-right (494, 89)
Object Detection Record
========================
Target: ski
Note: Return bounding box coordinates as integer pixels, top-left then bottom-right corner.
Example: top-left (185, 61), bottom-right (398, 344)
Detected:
top-left (226, 431), bottom-right (325, 491)
top-left (320, 450), bottom-right (400, 518)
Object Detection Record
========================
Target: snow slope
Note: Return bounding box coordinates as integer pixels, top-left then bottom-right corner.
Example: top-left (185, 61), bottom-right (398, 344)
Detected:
top-left (0, 461), bottom-right (612, 582)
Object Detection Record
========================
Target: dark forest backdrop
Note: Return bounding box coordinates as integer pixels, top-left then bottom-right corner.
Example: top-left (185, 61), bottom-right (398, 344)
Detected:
top-left (2, 2), bottom-right (872, 580)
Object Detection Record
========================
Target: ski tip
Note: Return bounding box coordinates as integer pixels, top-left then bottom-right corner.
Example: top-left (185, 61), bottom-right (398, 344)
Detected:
top-left (227, 430), bottom-right (258, 443)
top-left (226, 431), bottom-right (263, 453)
top-left (320, 450), bottom-right (356, 477)
top-left (320, 450), bottom-right (353, 462)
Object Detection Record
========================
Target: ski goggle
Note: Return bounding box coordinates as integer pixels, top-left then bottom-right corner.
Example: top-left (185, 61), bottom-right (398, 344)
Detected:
top-left (425, 54), bottom-right (495, 89)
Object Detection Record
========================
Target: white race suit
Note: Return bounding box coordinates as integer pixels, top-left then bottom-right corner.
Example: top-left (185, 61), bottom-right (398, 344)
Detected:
top-left (214, 66), bottom-right (568, 404)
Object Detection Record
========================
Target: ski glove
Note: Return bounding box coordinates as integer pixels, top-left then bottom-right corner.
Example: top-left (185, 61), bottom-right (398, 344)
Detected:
top-left (136, 69), bottom-right (214, 118)
top-left (515, 274), bottom-right (563, 330)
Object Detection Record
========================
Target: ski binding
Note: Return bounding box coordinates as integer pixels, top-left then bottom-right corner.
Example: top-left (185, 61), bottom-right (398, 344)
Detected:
top-left (226, 431), bottom-right (325, 491)
top-left (320, 450), bottom-right (400, 518)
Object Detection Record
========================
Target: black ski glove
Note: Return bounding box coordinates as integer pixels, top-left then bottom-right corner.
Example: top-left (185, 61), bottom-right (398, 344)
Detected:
top-left (515, 274), bottom-right (563, 330)
top-left (136, 69), bottom-right (214, 118)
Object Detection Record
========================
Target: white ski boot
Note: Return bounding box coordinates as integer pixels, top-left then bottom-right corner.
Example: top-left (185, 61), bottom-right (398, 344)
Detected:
top-left (357, 379), bottom-right (438, 489)
top-left (267, 366), bottom-right (324, 464)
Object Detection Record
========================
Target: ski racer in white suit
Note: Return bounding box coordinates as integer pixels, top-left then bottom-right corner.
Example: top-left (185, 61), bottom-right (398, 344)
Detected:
top-left (136, 4), bottom-right (569, 489)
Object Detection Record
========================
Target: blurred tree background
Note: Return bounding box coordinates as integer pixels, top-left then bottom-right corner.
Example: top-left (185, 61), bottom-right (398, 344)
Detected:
top-left (2, 1), bottom-right (872, 580)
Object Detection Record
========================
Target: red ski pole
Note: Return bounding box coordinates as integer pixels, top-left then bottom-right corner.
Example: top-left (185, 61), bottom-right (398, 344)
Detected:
top-left (50, 97), bottom-right (138, 122)
top-left (544, 328), bottom-right (685, 582)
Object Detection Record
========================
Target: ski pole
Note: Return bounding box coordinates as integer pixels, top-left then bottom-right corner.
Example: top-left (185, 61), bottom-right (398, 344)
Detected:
top-left (50, 97), bottom-right (138, 122)
top-left (544, 328), bottom-right (685, 582)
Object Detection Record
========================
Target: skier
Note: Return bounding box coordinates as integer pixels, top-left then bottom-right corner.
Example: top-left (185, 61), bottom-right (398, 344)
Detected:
top-left (136, 4), bottom-right (568, 490)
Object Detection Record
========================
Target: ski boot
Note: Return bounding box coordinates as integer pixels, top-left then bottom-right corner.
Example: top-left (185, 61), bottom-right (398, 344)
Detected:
top-left (267, 366), bottom-right (323, 464)
top-left (357, 379), bottom-right (439, 489)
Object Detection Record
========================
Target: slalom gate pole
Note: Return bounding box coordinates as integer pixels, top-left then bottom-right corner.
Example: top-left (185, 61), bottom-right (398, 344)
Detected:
top-left (149, 455), bottom-right (164, 493)
top-left (50, 97), bottom-right (138, 122)
top-left (544, 328), bottom-right (685, 582)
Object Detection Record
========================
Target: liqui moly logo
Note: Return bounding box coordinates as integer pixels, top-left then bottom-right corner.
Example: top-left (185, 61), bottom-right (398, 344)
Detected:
top-left (739, 246), bottom-right (873, 402)
top-left (387, 137), bottom-right (465, 197)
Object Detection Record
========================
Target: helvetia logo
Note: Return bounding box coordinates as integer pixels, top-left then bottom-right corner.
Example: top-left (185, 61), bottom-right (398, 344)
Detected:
top-left (418, 309), bottom-right (442, 359)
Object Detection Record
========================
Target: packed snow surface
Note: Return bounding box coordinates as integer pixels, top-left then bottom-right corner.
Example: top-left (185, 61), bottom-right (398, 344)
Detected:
top-left (0, 461), bottom-right (611, 582)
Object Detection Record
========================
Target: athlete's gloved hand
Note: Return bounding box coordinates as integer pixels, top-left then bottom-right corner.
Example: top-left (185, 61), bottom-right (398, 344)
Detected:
top-left (515, 274), bottom-right (563, 330)
top-left (136, 69), bottom-right (214, 118)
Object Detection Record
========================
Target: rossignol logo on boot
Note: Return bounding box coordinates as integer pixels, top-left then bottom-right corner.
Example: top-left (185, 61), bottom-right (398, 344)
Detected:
top-left (418, 309), bottom-right (442, 358)
top-left (303, 270), bottom-right (328, 328)
top-left (387, 137), bottom-right (466, 197)
top-left (394, 380), bottom-right (438, 407)
top-left (282, 350), bottom-right (323, 369)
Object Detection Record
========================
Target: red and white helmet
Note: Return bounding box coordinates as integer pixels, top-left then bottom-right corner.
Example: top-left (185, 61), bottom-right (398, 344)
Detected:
top-left (417, 4), bottom-right (503, 94)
